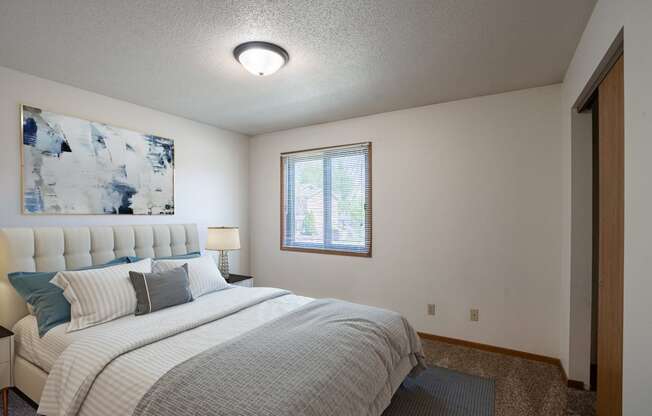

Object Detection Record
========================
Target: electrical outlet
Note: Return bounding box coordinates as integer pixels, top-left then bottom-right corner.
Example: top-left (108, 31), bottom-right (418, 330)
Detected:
top-left (470, 309), bottom-right (479, 322)
top-left (427, 304), bottom-right (436, 316)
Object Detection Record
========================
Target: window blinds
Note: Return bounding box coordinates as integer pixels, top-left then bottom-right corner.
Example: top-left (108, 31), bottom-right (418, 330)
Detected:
top-left (281, 142), bottom-right (371, 256)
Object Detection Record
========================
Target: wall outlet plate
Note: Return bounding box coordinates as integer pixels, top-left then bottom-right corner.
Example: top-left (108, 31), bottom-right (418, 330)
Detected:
top-left (427, 304), bottom-right (436, 316)
top-left (470, 308), bottom-right (479, 322)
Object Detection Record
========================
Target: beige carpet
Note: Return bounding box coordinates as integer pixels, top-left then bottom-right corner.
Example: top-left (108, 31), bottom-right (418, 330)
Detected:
top-left (420, 337), bottom-right (596, 416)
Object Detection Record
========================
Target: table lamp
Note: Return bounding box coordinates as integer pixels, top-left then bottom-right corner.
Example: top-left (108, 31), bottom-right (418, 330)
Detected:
top-left (206, 227), bottom-right (240, 279)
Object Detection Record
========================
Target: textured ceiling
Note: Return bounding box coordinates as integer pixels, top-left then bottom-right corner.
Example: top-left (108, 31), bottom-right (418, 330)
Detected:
top-left (0, 0), bottom-right (595, 135)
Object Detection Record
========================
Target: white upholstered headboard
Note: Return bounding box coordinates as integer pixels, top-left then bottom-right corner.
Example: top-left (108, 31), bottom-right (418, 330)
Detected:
top-left (0, 224), bottom-right (200, 330)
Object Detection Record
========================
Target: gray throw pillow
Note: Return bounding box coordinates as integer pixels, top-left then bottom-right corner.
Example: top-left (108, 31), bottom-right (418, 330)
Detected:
top-left (129, 264), bottom-right (193, 315)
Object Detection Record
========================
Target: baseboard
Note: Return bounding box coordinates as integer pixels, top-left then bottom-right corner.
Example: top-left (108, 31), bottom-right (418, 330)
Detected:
top-left (417, 332), bottom-right (565, 377)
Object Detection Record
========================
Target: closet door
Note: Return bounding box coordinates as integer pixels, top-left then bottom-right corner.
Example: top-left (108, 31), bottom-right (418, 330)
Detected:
top-left (597, 54), bottom-right (623, 416)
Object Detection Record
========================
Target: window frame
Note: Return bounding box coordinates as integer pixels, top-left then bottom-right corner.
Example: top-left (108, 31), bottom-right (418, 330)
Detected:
top-left (280, 142), bottom-right (372, 257)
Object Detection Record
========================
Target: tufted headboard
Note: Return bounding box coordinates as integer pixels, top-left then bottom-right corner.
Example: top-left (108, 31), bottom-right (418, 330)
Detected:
top-left (0, 224), bottom-right (200, 330)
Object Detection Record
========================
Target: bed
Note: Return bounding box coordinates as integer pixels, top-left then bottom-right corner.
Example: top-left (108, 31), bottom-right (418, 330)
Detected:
top-left (0, 224), bottom-right (424, 416)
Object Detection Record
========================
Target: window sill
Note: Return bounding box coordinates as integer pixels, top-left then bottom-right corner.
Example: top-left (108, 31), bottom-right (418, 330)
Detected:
top-left (280, 246), bottom-right (371, 258)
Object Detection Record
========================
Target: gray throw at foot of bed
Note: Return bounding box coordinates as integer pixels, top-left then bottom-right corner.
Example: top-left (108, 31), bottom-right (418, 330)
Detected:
top-left (133, 298), bottom-right (426, 416)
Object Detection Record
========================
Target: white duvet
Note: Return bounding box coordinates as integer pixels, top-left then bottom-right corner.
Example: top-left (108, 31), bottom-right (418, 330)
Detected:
top-left (32, 287), bottom-right (312, 416)
top-left (15, 315), bottom-right (82, 373)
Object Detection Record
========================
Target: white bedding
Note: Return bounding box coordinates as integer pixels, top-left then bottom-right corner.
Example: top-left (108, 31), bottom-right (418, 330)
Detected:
top-left (13, 286), bottom-right (313, 375)
top-left (13, 315), bottom-right (72, 373)
top-left (79, 289), bottom-right (313, 416)
top-left (37, 286), bottom-right (313, 416)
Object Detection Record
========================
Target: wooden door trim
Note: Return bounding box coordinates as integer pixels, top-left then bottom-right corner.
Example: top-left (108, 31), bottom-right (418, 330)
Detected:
top-left (574, 28), bottom-right (623, 113)
top-left (596, 55), bottom-right (624, 416)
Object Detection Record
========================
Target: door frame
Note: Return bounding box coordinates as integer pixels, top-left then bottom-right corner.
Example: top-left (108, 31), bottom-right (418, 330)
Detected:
top-left (570, 28), bottom-right (624, 416)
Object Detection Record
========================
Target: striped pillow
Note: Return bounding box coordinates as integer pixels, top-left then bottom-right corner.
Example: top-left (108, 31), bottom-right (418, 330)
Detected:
top-left (153, 255), bottom-right (228, 299)
top-left (51, 259), bottom-right (152, 332)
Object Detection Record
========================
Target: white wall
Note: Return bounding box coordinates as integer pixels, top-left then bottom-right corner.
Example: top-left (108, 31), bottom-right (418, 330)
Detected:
top-left (561, 0), bottom-right (652, 412)
top-left (250, 85), bottom-right (563, 358)
top-left (622, 1), bottom-right (652, 413)
top-left (0, 66), bottom-right (250, 274)
top-left (569, 110), bottom-right (593, 387)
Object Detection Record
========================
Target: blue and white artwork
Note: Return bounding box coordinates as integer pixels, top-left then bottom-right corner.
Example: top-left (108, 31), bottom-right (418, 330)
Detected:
top-left (21, 105), bottom-right (174, 215)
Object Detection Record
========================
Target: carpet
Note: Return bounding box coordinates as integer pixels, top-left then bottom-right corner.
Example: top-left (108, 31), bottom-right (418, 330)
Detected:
top-left (383, 366), bottom-right (495, 416)
top-left (6, 389), bottom-right (36, 416)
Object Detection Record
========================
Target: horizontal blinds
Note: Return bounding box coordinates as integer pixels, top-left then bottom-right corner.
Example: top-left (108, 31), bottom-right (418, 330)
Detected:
top-left (282, 142), bottom-right (371, 255)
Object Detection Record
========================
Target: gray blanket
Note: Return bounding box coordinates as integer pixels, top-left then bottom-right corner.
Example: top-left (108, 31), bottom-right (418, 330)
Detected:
top-left (133, 298), bottom-right (426, 416)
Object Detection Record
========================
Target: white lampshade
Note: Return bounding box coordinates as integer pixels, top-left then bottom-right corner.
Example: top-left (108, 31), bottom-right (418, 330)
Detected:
top-left (206, 227), bottom-right (241, 251)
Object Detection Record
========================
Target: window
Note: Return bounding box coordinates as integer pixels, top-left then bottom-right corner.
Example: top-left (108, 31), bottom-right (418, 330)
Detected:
top-left (281, 142), bottom-right (371, 257)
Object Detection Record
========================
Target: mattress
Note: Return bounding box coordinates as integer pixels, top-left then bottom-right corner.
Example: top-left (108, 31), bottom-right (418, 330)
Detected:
top-left (13, 287), bottom-right (313, 374)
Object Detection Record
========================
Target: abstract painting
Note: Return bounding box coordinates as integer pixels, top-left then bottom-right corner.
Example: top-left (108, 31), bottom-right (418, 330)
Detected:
top-left (21, 105), bottom-right (174, 215)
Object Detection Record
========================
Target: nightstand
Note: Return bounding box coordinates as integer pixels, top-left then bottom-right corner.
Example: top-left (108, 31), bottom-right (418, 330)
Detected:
top-left (0, 326), bottom-right (13, 416)
top-left (227, 274), bottom-right (254, 287)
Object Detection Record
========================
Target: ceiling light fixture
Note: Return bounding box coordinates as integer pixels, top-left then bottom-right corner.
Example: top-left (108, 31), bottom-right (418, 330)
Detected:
top-left (234, 41), bottom-right (289, 77)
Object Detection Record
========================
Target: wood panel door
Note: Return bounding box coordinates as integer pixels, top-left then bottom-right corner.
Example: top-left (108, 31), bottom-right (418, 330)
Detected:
top-left (597, 54), bottom-right (624, 416)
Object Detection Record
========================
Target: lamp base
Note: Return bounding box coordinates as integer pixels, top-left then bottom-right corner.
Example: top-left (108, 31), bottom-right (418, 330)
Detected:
top-left (218, 250), bottom-right (230, 279)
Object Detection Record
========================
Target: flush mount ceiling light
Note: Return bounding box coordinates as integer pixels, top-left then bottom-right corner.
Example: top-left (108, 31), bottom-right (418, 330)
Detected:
top-left (234, 41), bottom-right (289, 77)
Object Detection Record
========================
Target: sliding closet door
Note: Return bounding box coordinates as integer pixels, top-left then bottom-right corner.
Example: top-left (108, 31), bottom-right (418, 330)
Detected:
top-left (597, 54), bottom-right (623, 416)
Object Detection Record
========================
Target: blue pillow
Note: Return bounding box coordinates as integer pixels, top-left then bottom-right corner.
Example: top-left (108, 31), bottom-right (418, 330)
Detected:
top-left (8, 257), bottom-right (132, 336)
top-left (127, 251), bottom-right (201, 262)
top-left (156, 251), bottom-right (202, 260)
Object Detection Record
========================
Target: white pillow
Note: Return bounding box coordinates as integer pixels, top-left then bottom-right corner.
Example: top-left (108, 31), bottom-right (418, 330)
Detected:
top-left (51, 258), bottom-right (152, 332)
top-left (153, 255), bottom-right (227, 299)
